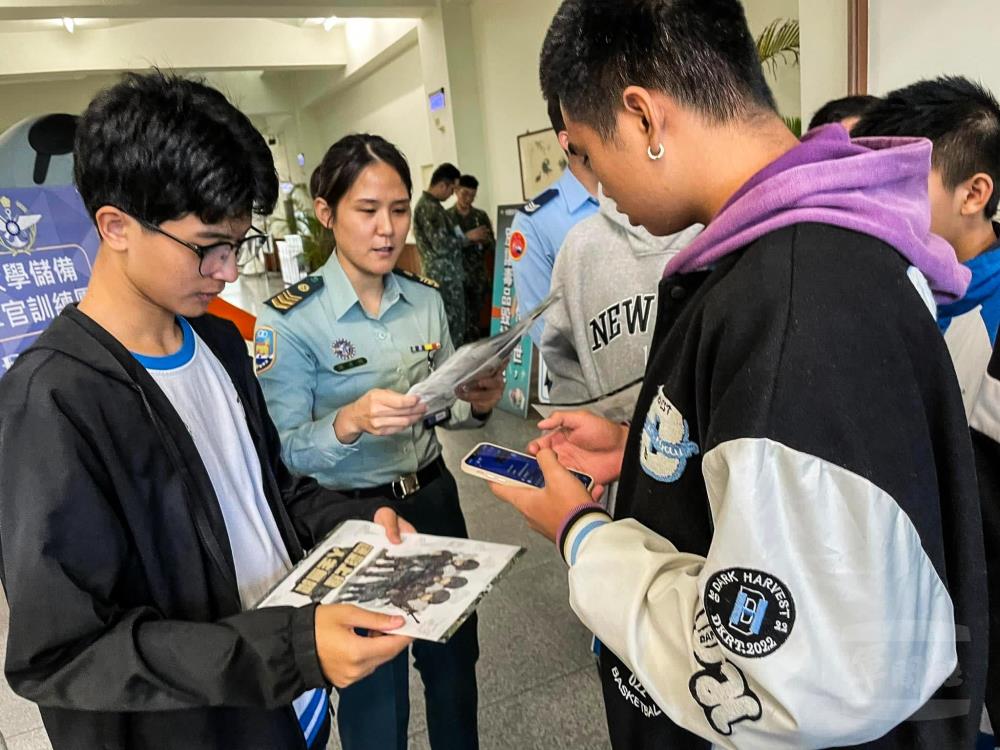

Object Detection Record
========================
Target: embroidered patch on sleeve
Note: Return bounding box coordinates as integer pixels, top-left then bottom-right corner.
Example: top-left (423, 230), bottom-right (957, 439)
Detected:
top-left (689, 608), bottom-right (762, 736)
top-left (640, 386), bottom-right (699, 482)
top-left (254, 327), bottom-right (276, 374)
top-left (510, 231), bottom-right (527, 261)
top-left (704, 568), bottom-right (796, 659)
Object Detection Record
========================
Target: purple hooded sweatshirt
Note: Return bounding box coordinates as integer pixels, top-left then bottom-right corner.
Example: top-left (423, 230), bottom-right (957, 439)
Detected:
top-left (663, 124), bottom-right (971, 303)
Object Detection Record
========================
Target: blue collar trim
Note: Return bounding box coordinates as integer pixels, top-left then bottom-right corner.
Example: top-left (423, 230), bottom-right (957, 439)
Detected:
top-left (132, 317), bottom-right (196, 370)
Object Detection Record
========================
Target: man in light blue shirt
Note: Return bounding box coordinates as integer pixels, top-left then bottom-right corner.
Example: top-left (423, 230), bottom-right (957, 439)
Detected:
top-left (512, 99), bottom-right (600, 345)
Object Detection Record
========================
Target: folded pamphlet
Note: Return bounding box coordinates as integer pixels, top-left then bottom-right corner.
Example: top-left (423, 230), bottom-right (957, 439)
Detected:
top-left (407, 290), bottom-right (562, 413)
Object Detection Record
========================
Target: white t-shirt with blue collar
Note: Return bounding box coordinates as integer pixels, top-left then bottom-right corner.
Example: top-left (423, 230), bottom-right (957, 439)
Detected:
top-left (133, 317), bottom-right (328, 747)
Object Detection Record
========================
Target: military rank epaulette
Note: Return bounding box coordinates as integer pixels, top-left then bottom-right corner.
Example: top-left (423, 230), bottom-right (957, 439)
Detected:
top-left (393, 268), bottom-right (440, 289)
top-left (518, 187), bottom-right (559, 215)
top-left (264, 276), bottom-right (324, 314)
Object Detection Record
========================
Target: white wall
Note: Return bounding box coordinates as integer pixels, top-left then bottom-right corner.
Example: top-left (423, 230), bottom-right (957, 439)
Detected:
top-left (442, 1), bottom-right (492, 212)
top-left (417, 7), bottom-right (459, 167)
top-left (743, 0), bottom-right (802, 122)
top-left (469, 0), bottom-right (562, 211)
top-left (798, 0), bottom-right (848, 128)
top-left (870, 0), bottom-right (1000, 96)
top-left (0, 75), bottom-right (119, 133)
top-left (301, 42), bottom-right (433, 202)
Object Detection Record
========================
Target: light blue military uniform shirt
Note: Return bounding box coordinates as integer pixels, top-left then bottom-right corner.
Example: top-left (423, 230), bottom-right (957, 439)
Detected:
top-left (511, 167), bottom-right (599, 344)
top-left (254, 254), bottom-right (482, 491)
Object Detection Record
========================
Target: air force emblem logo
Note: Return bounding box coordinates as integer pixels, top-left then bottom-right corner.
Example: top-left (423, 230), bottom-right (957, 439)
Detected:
top-left (0, 196), bottom-right (41, 253)
top-left (640, 386), bottom-right (699, 483)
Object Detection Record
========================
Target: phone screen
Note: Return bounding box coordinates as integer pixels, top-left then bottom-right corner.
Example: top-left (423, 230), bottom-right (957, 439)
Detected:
top-left (465, 444), bottom-right (592, 488)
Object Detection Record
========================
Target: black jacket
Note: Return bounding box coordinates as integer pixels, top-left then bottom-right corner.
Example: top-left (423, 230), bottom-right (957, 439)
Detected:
top-left (558, 225), bottom-right (988, 749)
top-left (970, 341), bottom-right (1000, 733)
top-left (0, 306), bottom-right (378, 750)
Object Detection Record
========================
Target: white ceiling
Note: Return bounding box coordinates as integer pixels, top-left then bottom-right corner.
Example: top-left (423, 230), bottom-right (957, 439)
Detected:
top-left (0, 0), bottom-right (438, 21)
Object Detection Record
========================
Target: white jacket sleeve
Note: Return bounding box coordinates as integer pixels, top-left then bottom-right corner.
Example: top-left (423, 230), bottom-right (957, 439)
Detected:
top-left (562, 437), bottom-right (957, 749)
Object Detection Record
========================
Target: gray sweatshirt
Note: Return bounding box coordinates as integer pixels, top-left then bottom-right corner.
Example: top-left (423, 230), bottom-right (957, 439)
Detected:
top-left (540, 192), bottom-right (702, 404)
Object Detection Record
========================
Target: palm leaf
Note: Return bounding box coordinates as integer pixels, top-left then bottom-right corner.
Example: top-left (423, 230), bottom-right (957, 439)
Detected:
top-left (271, 183), bottom-right (335, 271)
top-left (782, 115), bottom-right (802, 137)
top-left (756, 18), bottom-right (800, 77)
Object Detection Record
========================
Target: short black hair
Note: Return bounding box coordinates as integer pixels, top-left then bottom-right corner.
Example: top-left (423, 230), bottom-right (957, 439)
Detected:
top-left (547, 97), bottom-right (566, 134)
top-left (853, 76), bottom-right (1000, 219)
top-left (540, 0), bottom-right (776, 140)
top-left (308, 164), bottom-right (323, 199)
top-left (431, 163), bottom-right (461, 186)
top-left (74, 70), bottom-right (277, 225)
top-left (313, 134), bottom-right (412, 216)
top-left (808, 95), bottom-right (880, 130)
top-left (458, 174), bottom-right (479, 190)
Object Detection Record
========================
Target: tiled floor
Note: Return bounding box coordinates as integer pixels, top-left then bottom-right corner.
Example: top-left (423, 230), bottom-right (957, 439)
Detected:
top-left (0, 274), bottom-right (611, 750)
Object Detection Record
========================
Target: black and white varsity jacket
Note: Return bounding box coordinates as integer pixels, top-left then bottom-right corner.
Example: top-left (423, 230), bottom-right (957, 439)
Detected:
top-left (559, 223), bottom-right (989, 749)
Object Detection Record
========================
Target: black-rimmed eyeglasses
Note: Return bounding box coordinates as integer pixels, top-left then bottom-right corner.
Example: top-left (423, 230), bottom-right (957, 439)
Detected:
top-left (135, 217), bottom-right (269, 276)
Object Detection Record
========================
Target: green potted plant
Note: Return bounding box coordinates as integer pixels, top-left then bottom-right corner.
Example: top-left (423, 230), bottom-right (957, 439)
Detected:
top-left (271, 183), bottom-right (335, 273)
top-left (756, 18), bottom-right (802, 136)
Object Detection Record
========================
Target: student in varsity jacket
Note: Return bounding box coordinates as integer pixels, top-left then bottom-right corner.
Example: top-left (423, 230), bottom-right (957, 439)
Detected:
top-left (540, 186), bottom-right (701, 405)
top-left (853, 77), bottom-right (1000, 417)
top-left (0, 72), bottom-right (413, 750)
top-left (488, 1), bottom-right (989, 749)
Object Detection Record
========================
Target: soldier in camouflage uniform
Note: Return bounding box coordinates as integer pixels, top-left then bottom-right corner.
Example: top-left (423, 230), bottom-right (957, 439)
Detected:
top-left (448, 174), bottom-right (495, 342)
top-left (414, 163), bottom-right (467, 347)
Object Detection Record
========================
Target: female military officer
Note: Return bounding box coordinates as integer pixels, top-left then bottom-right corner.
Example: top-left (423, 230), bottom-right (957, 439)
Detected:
top-left (255, 134), bottom-right (502, 750)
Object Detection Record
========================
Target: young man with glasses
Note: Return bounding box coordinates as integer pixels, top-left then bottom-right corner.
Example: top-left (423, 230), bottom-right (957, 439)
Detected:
top-left (0, 71), bottom-right (414, 750)
top-left (130, 213), bottom-right (269, 276)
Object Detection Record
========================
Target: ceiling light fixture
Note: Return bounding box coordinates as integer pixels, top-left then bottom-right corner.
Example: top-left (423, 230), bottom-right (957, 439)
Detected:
top-left (61, 17), bottom-right (75, 33)
top-left (322, 16), bottom-right (339, 32)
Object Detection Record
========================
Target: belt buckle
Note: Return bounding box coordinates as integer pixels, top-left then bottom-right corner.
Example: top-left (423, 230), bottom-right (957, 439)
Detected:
top-left (392, 473), bottom-right (420, 499)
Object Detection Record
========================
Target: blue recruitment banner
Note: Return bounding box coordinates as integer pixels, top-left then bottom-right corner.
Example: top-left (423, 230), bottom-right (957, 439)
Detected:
top-left (0, 186), bottom-right (99, 376)
top-left (490, 204), bottom-right (532, 418)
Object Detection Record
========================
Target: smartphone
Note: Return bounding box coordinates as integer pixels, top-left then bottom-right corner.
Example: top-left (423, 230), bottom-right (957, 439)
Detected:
top-left (461, 442), bottom-right (594, 491)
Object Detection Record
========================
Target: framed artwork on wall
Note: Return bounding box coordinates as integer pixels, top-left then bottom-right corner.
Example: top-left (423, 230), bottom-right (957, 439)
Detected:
top-left (517, 128), bottom-right (567, 201)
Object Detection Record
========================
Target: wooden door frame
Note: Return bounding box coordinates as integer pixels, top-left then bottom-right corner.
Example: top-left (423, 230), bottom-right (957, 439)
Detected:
top-left (848, 0), bottom-right (869, 95)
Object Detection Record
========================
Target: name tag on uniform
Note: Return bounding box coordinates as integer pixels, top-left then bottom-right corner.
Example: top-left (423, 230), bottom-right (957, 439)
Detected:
top-left (423, 408), bottom-right (451, 428)
top-left (334, 357), bottom-right (368, 373)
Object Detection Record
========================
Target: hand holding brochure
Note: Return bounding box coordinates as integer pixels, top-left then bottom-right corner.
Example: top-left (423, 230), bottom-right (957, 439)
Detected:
top-left (258, 521), bottom-right (524, 642)
top-left (407, 290), bottom-right (562, 413)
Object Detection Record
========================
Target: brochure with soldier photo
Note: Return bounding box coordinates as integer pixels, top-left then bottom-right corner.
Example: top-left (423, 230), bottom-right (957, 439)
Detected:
top-left (258, 520), bottom-right (524, 643)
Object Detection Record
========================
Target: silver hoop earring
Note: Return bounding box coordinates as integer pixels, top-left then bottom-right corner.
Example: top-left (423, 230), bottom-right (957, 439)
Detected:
top-left (647, 143), bottom-right (665, 161)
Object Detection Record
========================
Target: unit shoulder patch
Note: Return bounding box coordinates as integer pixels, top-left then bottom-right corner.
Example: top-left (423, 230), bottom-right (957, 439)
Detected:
top-left (518, 188), bottom-right (559, 215)
top-left (510, 231), bottom-right (527, 261)
top-left (264, 276), bottom-right (324, 314)
top-left (394, 268), bottom-right (440, 289)
top-left (253, 327), bottom-right (276, 374)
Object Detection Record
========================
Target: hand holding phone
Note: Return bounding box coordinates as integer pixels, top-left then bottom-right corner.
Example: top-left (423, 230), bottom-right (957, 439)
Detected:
top-left (461, 442), bottom-right (594, 491)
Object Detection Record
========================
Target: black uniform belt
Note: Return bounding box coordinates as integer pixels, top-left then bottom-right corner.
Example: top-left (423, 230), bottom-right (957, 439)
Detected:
top-left (342, 457), bottom-right (445, 500)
